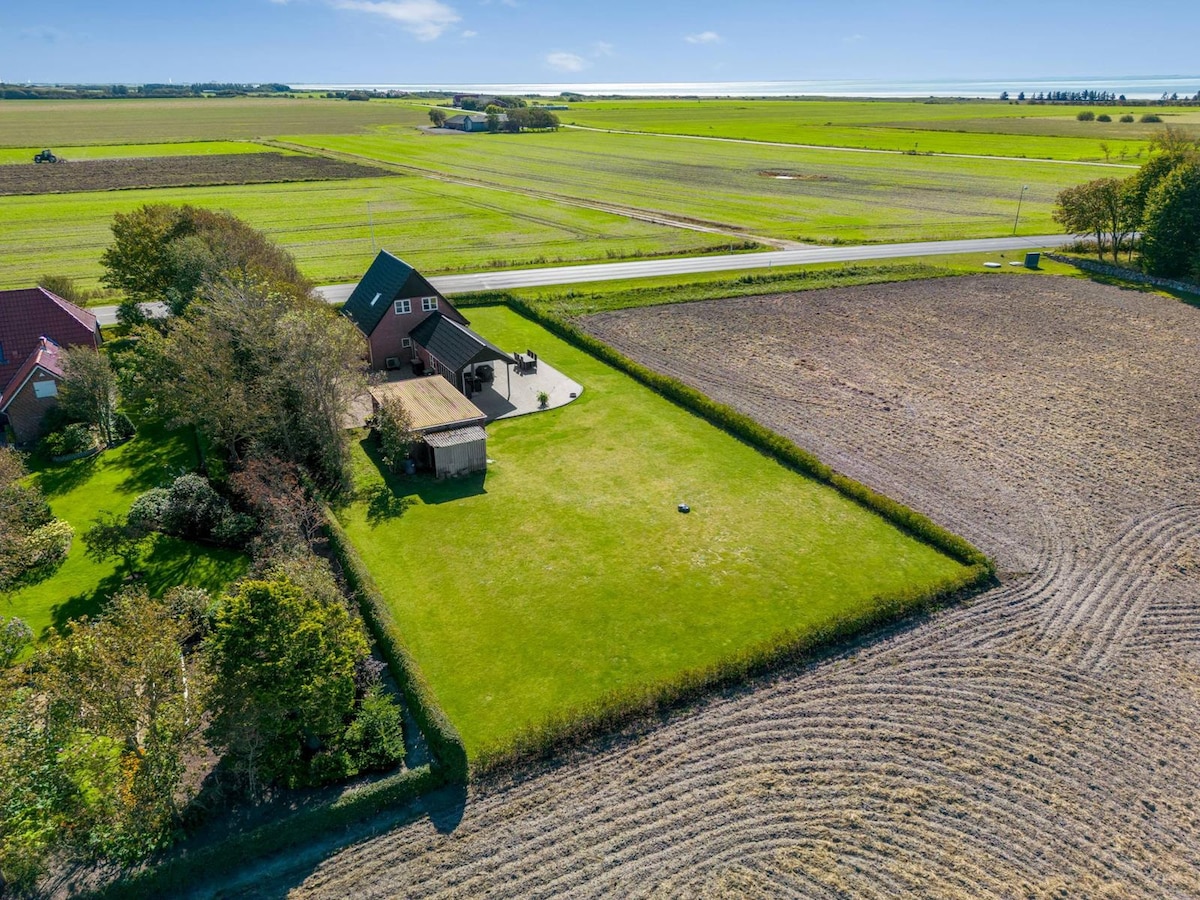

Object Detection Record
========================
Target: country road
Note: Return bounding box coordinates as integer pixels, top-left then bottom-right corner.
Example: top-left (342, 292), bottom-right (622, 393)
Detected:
top-left (91, 234), bottom-right (1073, 325)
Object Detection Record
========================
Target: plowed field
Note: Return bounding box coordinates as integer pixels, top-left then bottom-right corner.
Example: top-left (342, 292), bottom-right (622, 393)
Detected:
top-left (0, 153), bottom-right (395, 195)
top-left (225, 276), bottom-right (1200, 899)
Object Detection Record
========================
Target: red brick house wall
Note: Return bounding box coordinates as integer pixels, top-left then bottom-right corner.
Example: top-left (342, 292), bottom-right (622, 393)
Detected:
top-left (4, 371), bottom-right (60, 444)
top-left (367, 297), bottom-right (468, 370)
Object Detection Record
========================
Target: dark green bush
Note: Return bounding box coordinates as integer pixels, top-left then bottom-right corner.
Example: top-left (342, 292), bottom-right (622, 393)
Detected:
top-left (40, 422), bottom-right (94, 458)
top-left (1141, 113), bottom-right (1163, 123)
top-left (1120, 114), bottom-right (1135, 123)
top-left (1096, 113), bottom-right (1112, 122)
top-left (1077, 110), bottom-right (1095, 121)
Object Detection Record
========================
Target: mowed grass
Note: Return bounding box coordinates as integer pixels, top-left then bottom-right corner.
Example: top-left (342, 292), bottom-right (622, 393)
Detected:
top-left (5, 428), bottom-right (249, 643)
top-left (0, 141), bottom-right (269, 165)
top-left (287, 128), bottom-right (1120, 243)
top-left (0, 175), bottom-right (733, 292)
top-left (565, 99), bottom-right (1200, 161)
top-left (0, 97), bottom-right (430, 147)
top-left (337, 308), bottom-right (971, 757)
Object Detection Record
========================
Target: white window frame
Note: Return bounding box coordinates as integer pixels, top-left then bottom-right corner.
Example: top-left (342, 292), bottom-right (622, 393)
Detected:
top-left (422, 296), bottom-right (439, 312)
top-left (33, 380), bottom-right (58, 399)
top-left (400, 337), bottom-right (412, 349)
top-left (394, 299), bottom-right (411, 315)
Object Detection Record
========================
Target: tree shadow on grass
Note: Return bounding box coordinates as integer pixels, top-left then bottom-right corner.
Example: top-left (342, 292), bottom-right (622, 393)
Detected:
top-left (356, 436), bottom-right (487, 515)
top-left (48, 535), bottom-right (248, 633)
top-left (1073, 269), bottom-right (1200, 310)
top-left (115, 428), bottom-right (198, 494)
top-left (31, 453), bottom-right (101, 499)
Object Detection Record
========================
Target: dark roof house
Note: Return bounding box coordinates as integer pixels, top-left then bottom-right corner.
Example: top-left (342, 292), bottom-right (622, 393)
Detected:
top-left (0, 287), bottom-right (101, 444)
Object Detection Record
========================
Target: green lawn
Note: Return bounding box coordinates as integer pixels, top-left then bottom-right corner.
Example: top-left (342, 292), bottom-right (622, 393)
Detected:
top-left (336, 308), bottom-right (973, 758)
top-left (564, 98), bottom-right (1200, 161)
top-left (287, 128), bottom-right (1120, 245)
top-left (0, 175), bottom-right (733, 292)
top-left (4, 429), bottom-right (249, 642)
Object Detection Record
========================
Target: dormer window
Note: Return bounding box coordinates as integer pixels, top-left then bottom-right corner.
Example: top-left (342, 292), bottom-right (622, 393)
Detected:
top-left (370, 292), bottom-right (382, 307)
top-left (394, 299), bottom-right (411, 315)
top-left (422, 297), bottom-right (439, 312)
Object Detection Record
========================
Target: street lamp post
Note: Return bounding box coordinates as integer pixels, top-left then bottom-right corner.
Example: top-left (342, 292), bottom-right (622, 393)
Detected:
top-left (1012, 184), bottom-right (1028, 236)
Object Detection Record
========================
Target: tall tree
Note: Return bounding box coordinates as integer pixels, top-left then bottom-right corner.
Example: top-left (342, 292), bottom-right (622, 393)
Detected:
top-left (1140, 161), bottom-right (1200, 278)
top-left (101, 204), bottom-right (313, 319)
top-left (58, 346), bottom-right (120, 446)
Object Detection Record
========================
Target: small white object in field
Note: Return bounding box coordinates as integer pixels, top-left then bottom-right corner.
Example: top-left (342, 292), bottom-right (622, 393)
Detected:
top-left (984, 262), bottom-right (1003, 269)
top-left (1010, 261), bottom-right (1023, 266)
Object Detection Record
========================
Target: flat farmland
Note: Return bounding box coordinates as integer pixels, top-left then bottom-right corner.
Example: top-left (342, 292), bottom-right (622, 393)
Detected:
top-left (0, 153), bottom-right (394, 195)
top-left (0, 97), bottom-right (429, 146)
top-left (565, 98), bottom-right (1200, 160)
top-left (266, 276), bottom-right (1200, 899)
top-left (0, 141), bottom-right (265, 165)
top-left (0, 175), bottom-right (733, 291)
top-left (288, 128), bottom-right (1121, 243)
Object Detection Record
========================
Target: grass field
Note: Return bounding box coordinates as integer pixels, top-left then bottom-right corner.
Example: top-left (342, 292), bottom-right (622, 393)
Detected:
top-left (0, 97), bottom-right (429, 146)
top-left (564, 99), bottom-right (1200, 161)
top-left (335, 307), bottom-right (971, 757)
top-left (0, 141), bottom-right (270, 165)
top-left (5, 429), bottom-right (249, 643)
top-left (0, 175), bottom-right (734, 292)
top-left (287, 128), bottom-right (1120, 243)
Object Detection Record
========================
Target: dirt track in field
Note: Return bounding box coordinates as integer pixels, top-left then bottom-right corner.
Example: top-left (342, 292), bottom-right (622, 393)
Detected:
top-left (0, 153), bottom-right (395, 195)
top-left (233, 276), bottom-right (1200, 899)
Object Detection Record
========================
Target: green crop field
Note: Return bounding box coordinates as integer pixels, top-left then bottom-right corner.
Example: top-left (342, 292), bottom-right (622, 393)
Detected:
top-left (563, 98), bottom-right (1200, 161)
top-left (0, 97), bottom-right (430, 147)
top-left (5, 428), bottom-right (249, 645)
top-left (0, 141), bottom-right (275, 165)
top-left (0, 175), bottom-right (733, 292)
top-left (336, 308), bottom-right (973, 758)
top-left (286, 128), bottom-right (1119, 244)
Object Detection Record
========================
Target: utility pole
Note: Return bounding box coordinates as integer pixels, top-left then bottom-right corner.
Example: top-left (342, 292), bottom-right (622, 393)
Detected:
top-left (1012, 184), bottom-right (1028, 236)
top-left (367, 201), bottom-right (376, 251)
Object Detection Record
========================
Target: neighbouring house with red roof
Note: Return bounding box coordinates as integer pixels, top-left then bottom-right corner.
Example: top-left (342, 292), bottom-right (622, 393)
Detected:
top-left (0, 287), bottom-right (102, 444)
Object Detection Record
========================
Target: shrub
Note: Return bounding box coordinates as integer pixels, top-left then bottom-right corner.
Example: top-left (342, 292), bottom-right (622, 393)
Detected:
top-left (162, 474), bottom-right (226, 540)
top-left (1077, 110), bottom-right (1095, 121)
top-left (1096, 113), bottom-right (1112, 122)
top-left (1120, 114), bottom-right (1135, 123)
top-left (18, 520), bottom-right (74, 582)
top-left (39, 422), bottom-right (95, 458)
top-left (113, 411), bottom-right (136, 442)
top-left (127, 487), bottom-right (170, 533)
top-left (0, 617), bottom-right (33, 668)
top-left (343, 685), bottom-right (406, 772)
top-left (1141, 113), bottom-right (1163, 123)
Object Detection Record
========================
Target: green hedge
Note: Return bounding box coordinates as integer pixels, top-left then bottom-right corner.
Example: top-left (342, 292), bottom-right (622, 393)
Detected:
top-left (325, 512), bottom-right (469, 782)
top-left (94, 764), bottom-right (441, 899)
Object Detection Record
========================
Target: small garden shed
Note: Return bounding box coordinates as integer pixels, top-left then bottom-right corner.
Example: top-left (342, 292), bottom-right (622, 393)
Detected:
top-left (368, 376), bottom-right (489, 478)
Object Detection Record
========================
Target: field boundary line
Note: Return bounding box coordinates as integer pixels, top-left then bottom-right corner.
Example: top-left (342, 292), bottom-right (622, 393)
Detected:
top-left (563, 125), bottom-right (1141, 169)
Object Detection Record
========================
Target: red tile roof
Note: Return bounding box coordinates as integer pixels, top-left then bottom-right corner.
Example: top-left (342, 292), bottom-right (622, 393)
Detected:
top-left (0, 287), bottom-right (100, 396)
top-left (0, 337), bottom-right (64, 412)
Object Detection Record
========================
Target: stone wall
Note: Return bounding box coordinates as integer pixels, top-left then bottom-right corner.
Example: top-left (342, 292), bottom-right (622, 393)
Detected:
top-left (1045, 253), bottom-right (1200, 295)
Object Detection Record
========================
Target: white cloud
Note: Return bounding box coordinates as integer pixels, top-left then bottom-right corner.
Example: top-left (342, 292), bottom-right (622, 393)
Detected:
top-left (843, 33), bottom-right (863, 43)
top-left (333, 0), bottom-right (461, 40)
top-left (685, 30), bottom-right (720, 44)
top-left (545, 51), bottom-right (587, 72)
top-left (591, 40), bottom-right (614, 57)
top-left (461, 29), bottom-right (478, 37)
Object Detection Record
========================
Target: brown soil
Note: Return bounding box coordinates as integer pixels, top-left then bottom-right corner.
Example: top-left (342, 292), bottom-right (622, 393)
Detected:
top-left (0, 153), bottom-right (396, 195)
top-left (228, 276), bottom-right (1200, 898)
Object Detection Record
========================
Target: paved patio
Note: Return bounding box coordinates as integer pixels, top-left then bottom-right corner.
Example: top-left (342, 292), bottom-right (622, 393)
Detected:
top-left (345, 360), bottom-right (582, 429)
top-left (468, 359), bottom-right (582, 420)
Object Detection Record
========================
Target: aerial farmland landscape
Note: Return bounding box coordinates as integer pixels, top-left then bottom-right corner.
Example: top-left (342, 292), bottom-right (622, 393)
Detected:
top-left (0, 2), bottom-right (1198, 898)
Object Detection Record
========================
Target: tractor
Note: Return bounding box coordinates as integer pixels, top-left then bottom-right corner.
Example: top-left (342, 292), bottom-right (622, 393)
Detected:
top-left (33, 149), bottom-right (60, 164)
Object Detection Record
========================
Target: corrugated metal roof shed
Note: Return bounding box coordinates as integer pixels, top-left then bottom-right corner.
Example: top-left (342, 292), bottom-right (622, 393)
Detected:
top-left (368, 376), bottom-right (486, 432)
top-left (423, 425), bottom-right (486, 447)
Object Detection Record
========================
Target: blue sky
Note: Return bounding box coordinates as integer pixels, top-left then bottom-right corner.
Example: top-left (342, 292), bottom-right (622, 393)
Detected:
top-left (1, 0), bottom-right (1197, 85)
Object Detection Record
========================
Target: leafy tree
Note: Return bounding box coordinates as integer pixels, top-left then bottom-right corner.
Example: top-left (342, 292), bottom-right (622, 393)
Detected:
top-left (428, 107), bottom-right (447, 126)
top-left (376, 395), bottom-right (419, 472)
top-left (204, 562), bottom-right (369, 792)
top-left (0, 617), bottom-right (33, 668)
top-left (1140, 161), bottom-right (1200, 278)
top-left (101, 204), bottom-right (312, 319)
top-left (228, 456), bottom-right (323, 559)
top-left (485, 104), bottom-right (503, 133)
top-left (58, 346), bottom-right (120, 445)
top-left (37, 274), bottom-right (87, 307)
top-left (0, 449), bottom-right (54, 593)
top-left (1053, 178), bottom-right (1136, 261)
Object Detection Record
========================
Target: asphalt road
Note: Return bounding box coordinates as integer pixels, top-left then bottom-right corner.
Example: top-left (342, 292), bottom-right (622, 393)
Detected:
top-left (91, 235), bottom-right (1072, 325)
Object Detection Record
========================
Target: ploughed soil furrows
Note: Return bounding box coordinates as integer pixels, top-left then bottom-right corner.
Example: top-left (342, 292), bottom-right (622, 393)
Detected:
top-left (240, 276), bottom-right (1200, 899)
top-left (0, 153), bottom-right (397, 195)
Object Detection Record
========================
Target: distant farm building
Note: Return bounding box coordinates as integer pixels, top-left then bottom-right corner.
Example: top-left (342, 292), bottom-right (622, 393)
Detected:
top-left (0, 287), bottom-right (101, 444)
top-left (443, 113), bottom-right (506, 132)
